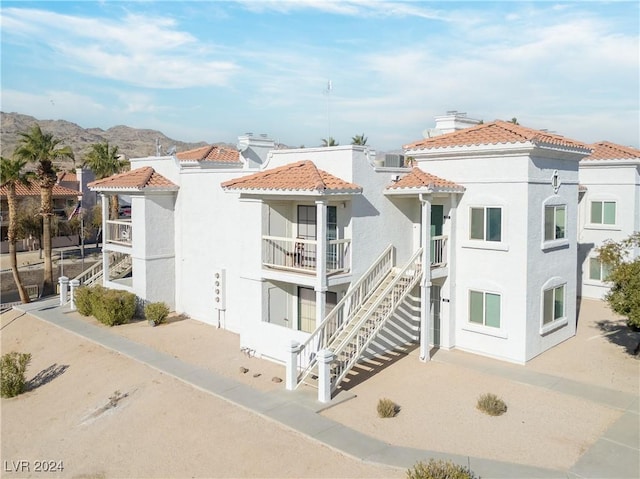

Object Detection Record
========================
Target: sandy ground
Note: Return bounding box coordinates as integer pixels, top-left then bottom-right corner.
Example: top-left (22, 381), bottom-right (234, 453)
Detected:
top-left (1, 298), bottom-right (638, 477)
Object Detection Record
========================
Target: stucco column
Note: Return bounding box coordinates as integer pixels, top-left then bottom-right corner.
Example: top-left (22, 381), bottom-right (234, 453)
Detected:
top-left (315, 200), bottom-right (328, 325)
top-left (317, 349), bottom-right (334, 403)
top-left (286, 341), bottom-right (301, 391)
top-left (69, 279), bottom-right (80, 311)
top-left (59, 276), bottom-right (69, 305)
top-left (100, 193), bottom-right (110, 286)
top-left (419, 195), bottom-right (432, 362)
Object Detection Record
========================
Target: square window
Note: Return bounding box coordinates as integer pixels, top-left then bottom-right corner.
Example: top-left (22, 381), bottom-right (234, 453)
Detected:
top-left (590, 201), bottom-right (616, 225)
top-left (470, 207), bottom-right (502, 242)
top-left (469, 290), bottom-right (501, 328)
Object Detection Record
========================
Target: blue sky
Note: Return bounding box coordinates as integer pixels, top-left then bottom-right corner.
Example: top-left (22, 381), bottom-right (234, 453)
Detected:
top-left (1, 1), bottom-right (638, 152)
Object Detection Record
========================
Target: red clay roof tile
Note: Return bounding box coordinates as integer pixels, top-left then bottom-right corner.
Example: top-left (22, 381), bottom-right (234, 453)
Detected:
top-left (222, 160), bottom-right (362, 194)
top-left (404, 120), bottom-right (590, 151)
top-left (386, 168), bottom-right (464, 192)
top-left (177, 145), bottom-right (240, 163)
top-left (0, 182), bottom-right (81, 198)
top-left (88, 167), bottom-right (177, 191)
top-left (583, 141), bottom-right (640, 161)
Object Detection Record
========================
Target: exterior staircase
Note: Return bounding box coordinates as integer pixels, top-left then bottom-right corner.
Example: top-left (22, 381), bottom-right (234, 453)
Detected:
top-left (293, 246), bottom-right (423, 394)
top-left (73, 252), bottom-right (132, 286)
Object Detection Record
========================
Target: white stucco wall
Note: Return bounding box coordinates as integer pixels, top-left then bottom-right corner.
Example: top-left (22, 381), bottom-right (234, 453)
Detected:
top-left (410, 145), bottom-right (583, 363)
top-left (131, 192), bottom-right (176, 309)
top-left (578, 161), bottom-right (640, 299)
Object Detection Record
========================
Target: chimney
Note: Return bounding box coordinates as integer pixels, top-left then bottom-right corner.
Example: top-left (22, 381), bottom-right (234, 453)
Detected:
top-left (433, 111), bottom-right (481, 134)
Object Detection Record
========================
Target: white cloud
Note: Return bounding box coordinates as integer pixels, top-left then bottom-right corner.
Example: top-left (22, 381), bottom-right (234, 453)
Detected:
top-left (1, 8), bottom-right (240, 89)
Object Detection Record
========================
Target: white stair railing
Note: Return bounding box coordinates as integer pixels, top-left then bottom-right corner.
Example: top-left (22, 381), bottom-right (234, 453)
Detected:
top-left (330, 247), bottom-right (423, 392)
top-left (73, 251), bottom-right (130, 286)
top-left (294, 244), bottom-right (394, 387)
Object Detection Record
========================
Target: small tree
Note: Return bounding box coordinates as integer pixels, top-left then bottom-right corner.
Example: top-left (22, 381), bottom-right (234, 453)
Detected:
top-left (597, 232), bottom-right (640, 328)
top-left (321, 137), bottom-right (339, 147)
top-left (351, 133), bottom-right (368, 146)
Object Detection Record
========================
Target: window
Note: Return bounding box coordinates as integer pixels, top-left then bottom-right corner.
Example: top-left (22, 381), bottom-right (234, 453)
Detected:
top-left (469, 290), bottom-right (501, 328)
top-left (590, 201), bottom-right (616, 225)
top-left (470, 207), bottom-right (502, 242)
top-left (589, 257), bottom-right (612, 282)
top-left (543, 285), bottom-right (565, 325)
top-left (545, 205), bottom-right (566, 241)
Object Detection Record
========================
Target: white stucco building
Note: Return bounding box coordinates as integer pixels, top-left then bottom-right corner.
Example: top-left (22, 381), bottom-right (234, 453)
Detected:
top-left (88, 115), bottom-right (635, 400)
top-left (577, 142), bottom-right (640, 300)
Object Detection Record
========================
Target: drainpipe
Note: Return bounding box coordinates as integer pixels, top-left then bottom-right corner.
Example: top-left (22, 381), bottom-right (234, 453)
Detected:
top-left (419, 193), bottom-right (432, 362)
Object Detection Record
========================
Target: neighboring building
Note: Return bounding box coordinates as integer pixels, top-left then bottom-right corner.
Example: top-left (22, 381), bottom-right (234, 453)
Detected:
top-left (89, 118), bottom-right (611, 400)
top-left (578, 142), bottom-right (640, 300)
top-left (0, 182), bottom-right (82, 252)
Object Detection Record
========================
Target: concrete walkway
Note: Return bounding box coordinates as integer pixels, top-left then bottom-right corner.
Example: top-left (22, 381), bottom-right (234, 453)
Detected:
top-left (12, 298), bottom-right (640, 479)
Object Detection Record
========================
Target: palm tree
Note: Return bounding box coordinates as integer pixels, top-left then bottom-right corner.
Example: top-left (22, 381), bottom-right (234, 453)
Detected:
top-left (322, 137), bottom-right (339, 147)
top-left (82, 142), bottom-right (129, 219)
top-left (351, 133), bottom-right (368, 146)
top-left (1, 157), bottom-right (35, 303)
top-left (13, 124), bottom-right (74, 295)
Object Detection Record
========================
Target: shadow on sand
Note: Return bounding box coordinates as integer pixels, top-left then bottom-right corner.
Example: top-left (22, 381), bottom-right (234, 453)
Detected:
top-left (337, 343), bottom-right (419, 392)
top-left (594, 319), bottom-right (640, 357)
top-left (27, 363), bottom-right (69, 391)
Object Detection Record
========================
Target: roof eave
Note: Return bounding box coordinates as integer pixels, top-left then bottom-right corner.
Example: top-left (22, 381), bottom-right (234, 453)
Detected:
top-left (384, 186), bottom-right (465, 196)
top-left (222, 187), bottom-right (362, 197)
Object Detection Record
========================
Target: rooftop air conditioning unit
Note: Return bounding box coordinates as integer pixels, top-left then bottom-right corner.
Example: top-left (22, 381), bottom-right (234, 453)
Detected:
top-left (384, 154), bottom-right (405, 167)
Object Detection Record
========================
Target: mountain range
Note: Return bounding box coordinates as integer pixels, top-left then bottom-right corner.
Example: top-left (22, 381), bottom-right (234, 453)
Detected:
top-left (1, 112), bottom-right (210, 171)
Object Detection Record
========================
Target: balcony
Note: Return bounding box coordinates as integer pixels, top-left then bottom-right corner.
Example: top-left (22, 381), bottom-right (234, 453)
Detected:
top-left (262, 236), bottom-right (351, 275)
top-left (106, 219), bottom-right (132, 246)
top-left (431, 235), bottom-right (447, 267)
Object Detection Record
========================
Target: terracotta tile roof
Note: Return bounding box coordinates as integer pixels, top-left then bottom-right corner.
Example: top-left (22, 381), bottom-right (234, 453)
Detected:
top-left (177, 145), bottom-right (240, 163)
top-left (222, 160), bottom-right (362, 194)
top-left (386, 168), bottom-right (464, 193)
top-left (88, 167), bottom-right (177, 191)
top-left (0, 182), bottom-right (81, 198)
top-left (582, 141), bottom-right (640, 161)
top-left (57, 171), bottom-right (77, 182)
top-left (404, 120), bottom-right (590, 152)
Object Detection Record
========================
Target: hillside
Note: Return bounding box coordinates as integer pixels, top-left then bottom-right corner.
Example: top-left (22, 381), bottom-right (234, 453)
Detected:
top-left (0, 112), bottom-right (210, 171)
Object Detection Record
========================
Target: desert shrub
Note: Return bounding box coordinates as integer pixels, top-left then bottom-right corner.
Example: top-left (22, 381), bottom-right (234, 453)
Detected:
top-left (406, 459), bottom-right (476, 479)
top-left (377, 397), bottom-right (399, 418)
top-left (476, 392), bottom-right (507, 416)
top-left (92, 288), bottom-right (137, 326)
top-left (1, 352), bottom-right (32, 398)
top-left (145, 302), bottom-right (170, 326)
top-left (75, 285), bottom-right (104, 316)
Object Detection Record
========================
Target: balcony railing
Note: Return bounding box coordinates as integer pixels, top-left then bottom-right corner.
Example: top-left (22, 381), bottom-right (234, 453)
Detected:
top-left (262, 236), bottom-right (350, 274)
top-left (106, 220), bottom-right (132, 246)
top-left (431, 235), bottom-right (447, 267)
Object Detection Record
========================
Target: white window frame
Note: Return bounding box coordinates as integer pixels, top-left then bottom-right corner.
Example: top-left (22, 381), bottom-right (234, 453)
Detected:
top-left (542, 198), bottom-right (569, 250)
top-left (587, 257), bottom-right (612, 283)
top-left (463, 288), bottom-right (506, 338)
top-left (463, 204), bottom-right (508, 252)
top-left (589, 200), bottom-right (617, 227)
top-left (540, 278), bottom-right (568, 334)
